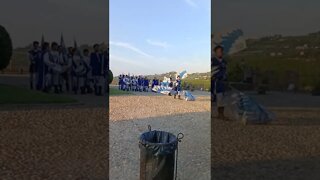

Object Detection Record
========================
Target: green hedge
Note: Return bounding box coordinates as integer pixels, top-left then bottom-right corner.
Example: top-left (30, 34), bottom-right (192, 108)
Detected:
top-left (0, 25), bottom-right (13, 70)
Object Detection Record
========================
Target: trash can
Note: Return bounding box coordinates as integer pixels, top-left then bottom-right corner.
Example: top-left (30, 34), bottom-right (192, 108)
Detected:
top-left (139, 126), bottom-right (183, 180)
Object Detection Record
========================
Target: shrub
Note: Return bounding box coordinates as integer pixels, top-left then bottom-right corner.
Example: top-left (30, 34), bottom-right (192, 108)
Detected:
top-left (0, 25), bottom-right (13, 70)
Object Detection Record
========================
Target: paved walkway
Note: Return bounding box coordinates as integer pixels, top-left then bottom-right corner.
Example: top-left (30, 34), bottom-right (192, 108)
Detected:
top-left (245, 91), bottom-right (320, 108)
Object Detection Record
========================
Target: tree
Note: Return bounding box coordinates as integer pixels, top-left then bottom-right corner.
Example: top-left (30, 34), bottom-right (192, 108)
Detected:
top-left (108, 69), bottom-right (113, 84)
top-left (0, 25), bottom-right (13, 70)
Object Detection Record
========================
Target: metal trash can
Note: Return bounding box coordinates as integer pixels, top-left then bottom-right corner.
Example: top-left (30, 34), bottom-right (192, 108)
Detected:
top-left (139, 125), bottom-right (183, 180)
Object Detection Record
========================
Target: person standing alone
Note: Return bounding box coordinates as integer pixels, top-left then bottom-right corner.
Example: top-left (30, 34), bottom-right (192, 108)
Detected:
top-left (28, 41), bottom-right (41, 90)
top-left (90, 44), bottom-right (104, 96)
top-left (212, 45), bottom-right (228, 120)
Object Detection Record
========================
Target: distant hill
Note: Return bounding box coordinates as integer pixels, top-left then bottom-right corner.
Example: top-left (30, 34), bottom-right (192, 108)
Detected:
top-left (233, 31), bottom-right (320, 58)
top-left (112, 71), bottom-right (211, 91)
top-left (228, 31), bottom-right (320, 91)
top-left (113, 71), bottom-right (210, 80)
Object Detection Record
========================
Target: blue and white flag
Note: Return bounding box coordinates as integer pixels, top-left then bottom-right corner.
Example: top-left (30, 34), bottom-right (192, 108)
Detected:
top-left (177, 70), bottom-right (187, 79)
top-left (73, 38), bottom-right (82, 57)
top-left (60, 33), bottom-right (67, 55)
top-left (41, 34), bottom-right (45, 46)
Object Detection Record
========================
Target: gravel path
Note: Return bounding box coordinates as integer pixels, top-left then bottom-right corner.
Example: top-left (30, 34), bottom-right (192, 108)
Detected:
top-left (211, 110), bottom-right (320, 180)
top-left (110, 95), bottom-right (211, 180)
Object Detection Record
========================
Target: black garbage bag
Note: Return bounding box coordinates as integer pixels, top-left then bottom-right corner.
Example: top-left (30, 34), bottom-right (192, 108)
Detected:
top-left (139, 126), bottom-right (183, 180)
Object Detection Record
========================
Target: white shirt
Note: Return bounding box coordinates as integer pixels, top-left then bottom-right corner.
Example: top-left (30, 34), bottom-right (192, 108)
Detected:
top-left (43, 51), bottom-right (54, 67)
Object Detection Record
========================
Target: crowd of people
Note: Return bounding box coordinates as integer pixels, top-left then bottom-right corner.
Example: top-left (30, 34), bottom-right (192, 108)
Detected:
top-left (118, 74), bottom-right (153, 92)
top-left (118, 74), bottom-right (183, 99)
top-left (28, 40), bottom-right (109, 96)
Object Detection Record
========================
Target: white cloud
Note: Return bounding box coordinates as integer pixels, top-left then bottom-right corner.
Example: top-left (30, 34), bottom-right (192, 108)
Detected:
top-left (110, 54), bottom-right (151, 76)
top-left (146, 39), bottom-right (171, 48)
top-left (110, 41), bottom-right (153, 58)
top-left (110, 54), bottom-right (148, 68)
top-left (184, 0), bottom-right (197, 8)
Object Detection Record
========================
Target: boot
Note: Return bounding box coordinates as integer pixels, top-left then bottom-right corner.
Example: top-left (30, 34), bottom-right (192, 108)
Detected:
top-left (217, 107), bottom-right (226, 120)
top-left (178, 95), bottom-right (181, 99)
top-left (59, 85), bottom-right (63, 93)
top-left (80, 87), bottom-right (86, 94)
top-left (217, 107), bottom-right (222, 119)
top-left (66, 83), bottom-right (70, 92)
top-left (94, 85), bottom-right (98, 95)
top-left (53, 86), bottom-right (59, 94)
top-left (43, 87), bottom-right (49, 93)
top-left (98, 87), bottom-right (102, 96)
top-left (73, 86), bottom-right (78, 94)
top-left (87, 86), bottom-right (93, 94)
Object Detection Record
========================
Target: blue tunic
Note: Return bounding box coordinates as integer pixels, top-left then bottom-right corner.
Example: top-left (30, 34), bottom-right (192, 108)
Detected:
top-left (28, 49), bottom-right (41, 73)
top-left (43, 52), bottom-right (53, 75)
top-left (138, 78), bottom-right (142, 86)
top-left (154, 80), bottom-right (159, 86)
top-left (176, 79), bottom-right (181, 91)
top-left (152, 79), bottom-right (156, 88)
top-left (36, 50), bottom-right (45, 89)
top-left (118, 77), bottom-right (122, 85)
top-left (90, 52), bottom-right (103, 76)
top-left (103, 51), bottom-right (109, 76)
top-left (144, 79), bottom-right (149, 86)
top-left (212, 57), bottom-right (227, 94)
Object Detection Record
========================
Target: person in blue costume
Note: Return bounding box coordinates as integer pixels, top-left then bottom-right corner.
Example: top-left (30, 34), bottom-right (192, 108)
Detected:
top-left (102, 48), bottom-right (109, 94)
top-left (174, 75), bottom-right (182, 99)
top-left (212, 45), bottom-right (228, 120)
top-left (151, 77), bottom-right (156, 89)
top-left (37, 42), bottom-right (47, 91)
top-left (90, 44), bottom-right (104, 96)
top-left (131, 76), bottom-right (137, 91)
top-left (144, 77), bottom-right (149, 92)
top-left (138, 76), bottom-right (143, 92)
top-left (42, 42), bottom-right (54, 92)
top-left (28, 41), bottom-right (42, 90)
top-left (72, 48), bottom-right (89, 94)
top-left (57, 45), bottom-right (68, 93)
top-left (118, 74), bottom-right (123, 90)
top-left (83, 49), bottom-right (93, 94)
top-left (50, 42), bottom-right (62, 94)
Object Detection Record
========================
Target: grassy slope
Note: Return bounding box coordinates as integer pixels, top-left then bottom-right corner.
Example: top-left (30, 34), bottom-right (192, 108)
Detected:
top-left (184, 79), bottom-right (211, 90)
top-left (230, 33), bottom-right (320, 88)
top-left (109, 87), bottom-right (133, 96)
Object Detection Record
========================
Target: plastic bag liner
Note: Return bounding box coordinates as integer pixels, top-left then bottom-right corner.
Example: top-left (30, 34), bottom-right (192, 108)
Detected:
top-left (139, 126), bottom-right (183, 180)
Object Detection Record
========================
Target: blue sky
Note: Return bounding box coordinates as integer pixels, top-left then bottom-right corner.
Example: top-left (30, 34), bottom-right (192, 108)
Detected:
top-left (110, 0), bottom-right (210, 76)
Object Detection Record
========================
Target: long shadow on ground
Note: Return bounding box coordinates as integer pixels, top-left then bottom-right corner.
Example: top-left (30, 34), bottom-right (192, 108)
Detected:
top-left (212, 157), bottom-right (320, 180)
